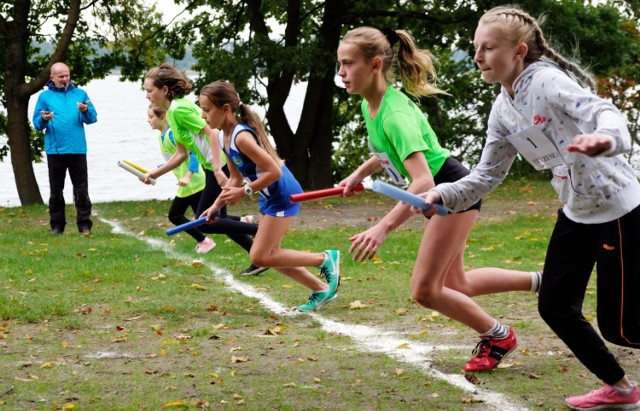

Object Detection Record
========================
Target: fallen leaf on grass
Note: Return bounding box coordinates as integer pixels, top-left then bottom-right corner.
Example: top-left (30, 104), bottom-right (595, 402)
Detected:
top-left (282, 382), bottom-right (297, 388)
top-left (162, 401), bottom-right (188, 408)
top-left (348, 300), bottom-right (368, 309)
top-left (396, 343), bottom-right (410, 349)
top-left (394, 368), bottom-right (405, 377)
top-left (192, 261), bottom-right (204, 268)
top-left (230, 356), bottom-right (248, 363)
top-left (464, 373), bottom-right (480, 385)
top-left (191, 284), bottom-right (206, 291)
top-left (174, 334), bottom-right (192, 342)
top-left (395, 308), bottom-right (408, 315)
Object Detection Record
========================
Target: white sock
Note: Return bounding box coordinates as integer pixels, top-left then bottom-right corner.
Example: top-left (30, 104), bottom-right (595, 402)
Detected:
top-left (480, 319), bottom-right (508, 339)
top-left (530, 271), bottom-right (542, 293)
top-left (612, 382), bottom-right (636, 394)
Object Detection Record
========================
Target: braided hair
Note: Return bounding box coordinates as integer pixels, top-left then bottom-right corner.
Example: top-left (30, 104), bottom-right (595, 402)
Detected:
top-left (479, 5), bottom-right (596, 90)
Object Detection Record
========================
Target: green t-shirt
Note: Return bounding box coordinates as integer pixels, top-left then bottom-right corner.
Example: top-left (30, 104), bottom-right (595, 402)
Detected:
top-left (158, 127), bottom-right (206, 198)
top-left (166, 98), bottom-right (213, 171)
top-left (362, 85), bottom-right (449, 184)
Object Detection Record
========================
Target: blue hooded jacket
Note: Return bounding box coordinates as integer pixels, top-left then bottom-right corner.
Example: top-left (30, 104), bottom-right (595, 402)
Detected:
top-left (32, 81), bottom-right (98, 155)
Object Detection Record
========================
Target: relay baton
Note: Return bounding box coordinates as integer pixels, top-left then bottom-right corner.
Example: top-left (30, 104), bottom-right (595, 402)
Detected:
top-left (118, 161), bottom-right (156, 185)
top-left (166, 217), bottom-right (207, 236)
top-left (165, 213), bottom-right (221, 236)
top-left (290, 183), bottom-right (364, 203)
top-left (371, 180), bottom-right (449, 216)
top-left (123, 159), bottom-right (149, 173)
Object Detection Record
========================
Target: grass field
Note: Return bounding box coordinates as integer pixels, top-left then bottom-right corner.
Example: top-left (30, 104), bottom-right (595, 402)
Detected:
top-left (0, 178), bottom-right (637, 410)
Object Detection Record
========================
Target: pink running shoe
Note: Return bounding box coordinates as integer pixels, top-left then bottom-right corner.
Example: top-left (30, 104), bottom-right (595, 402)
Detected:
top-left (464, 327), bottom-right (517, 372)
top-left (195, 237), bottom-right (216, 254)
top-left (566, 383), bottom-right (640, 410)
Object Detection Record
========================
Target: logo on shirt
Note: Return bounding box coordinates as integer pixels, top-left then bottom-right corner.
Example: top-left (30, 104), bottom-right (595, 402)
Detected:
top-left (533, 114), bottom-right (547, 125)
top-left (232, 155), bottom-right (244, 168)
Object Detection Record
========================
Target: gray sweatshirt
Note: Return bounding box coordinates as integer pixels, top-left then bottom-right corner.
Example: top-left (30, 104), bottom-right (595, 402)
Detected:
top-left (436, 61), bottom-right (640, 224)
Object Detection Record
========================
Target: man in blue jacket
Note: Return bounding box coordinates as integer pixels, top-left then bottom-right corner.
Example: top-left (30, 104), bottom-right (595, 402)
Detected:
top-left (33, 62), bottom-right (98, 235)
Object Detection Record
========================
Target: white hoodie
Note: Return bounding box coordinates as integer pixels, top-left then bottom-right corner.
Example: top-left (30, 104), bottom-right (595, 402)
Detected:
top-left (436, 61), bottom-right (640, 224)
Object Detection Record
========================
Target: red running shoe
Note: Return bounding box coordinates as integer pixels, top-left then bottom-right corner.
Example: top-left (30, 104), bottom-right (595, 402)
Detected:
top-left (464, 327), bottom-right (517, 372)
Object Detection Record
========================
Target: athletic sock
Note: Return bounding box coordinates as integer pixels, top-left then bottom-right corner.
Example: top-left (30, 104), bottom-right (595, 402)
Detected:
top-left (530, 271), bottom-right (542, 293)
top-left (612, 382), bottom-right (637, 394)
top-left (479, 319), bottom-right (508, 339)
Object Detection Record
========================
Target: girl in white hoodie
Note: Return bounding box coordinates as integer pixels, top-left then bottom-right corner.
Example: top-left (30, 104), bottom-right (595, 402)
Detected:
top-left (423, 6), bottom-right (640, 410)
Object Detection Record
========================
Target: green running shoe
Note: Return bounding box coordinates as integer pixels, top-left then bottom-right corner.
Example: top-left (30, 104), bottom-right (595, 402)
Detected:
top-left (320, 250), bottom-right (340, 296)
top-left (297, 289), bottom-right (337, 312)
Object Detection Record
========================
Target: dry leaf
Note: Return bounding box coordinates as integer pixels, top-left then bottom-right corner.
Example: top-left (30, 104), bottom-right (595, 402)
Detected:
top-left (348, 300), bottom-right (368, 309)
top-left (230, 356), bottom-right (248, 363)
top-left (191, 283), bottom-right (206, 291)
top-left (162, 401), bottom-right (188, 408)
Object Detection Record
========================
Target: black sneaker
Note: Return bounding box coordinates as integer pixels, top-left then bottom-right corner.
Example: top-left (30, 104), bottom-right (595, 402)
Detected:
top-left (239, 264), bottom-right (269, 276)
top-left (79, 227), bottom-right (92, 236)
top-left (51, 227), bottom-right (63, 235)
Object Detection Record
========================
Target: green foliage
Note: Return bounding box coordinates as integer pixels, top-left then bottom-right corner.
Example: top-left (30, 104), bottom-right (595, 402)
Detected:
top-left (3, 0), bottom-right (640, 193)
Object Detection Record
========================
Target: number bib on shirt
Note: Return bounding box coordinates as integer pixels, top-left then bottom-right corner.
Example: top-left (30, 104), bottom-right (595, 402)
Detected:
top-left (506, 126), bottom-right (565, 170)
top-left (369, 148), bottom-right (408, 185)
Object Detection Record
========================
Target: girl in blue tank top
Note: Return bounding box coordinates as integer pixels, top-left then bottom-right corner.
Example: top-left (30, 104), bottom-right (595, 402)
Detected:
top-left (198, 80), bottom-right (340, 312)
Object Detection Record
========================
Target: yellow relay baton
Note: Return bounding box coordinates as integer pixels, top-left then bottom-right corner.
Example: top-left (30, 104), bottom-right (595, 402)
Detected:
top-left (123, 159), bottom-right (149, 174)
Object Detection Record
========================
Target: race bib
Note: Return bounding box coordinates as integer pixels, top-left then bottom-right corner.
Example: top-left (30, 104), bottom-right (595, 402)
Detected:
top-left (506, 126), bottom-right (565, 170)
top-left (373, 152), bottom-right (407, 185)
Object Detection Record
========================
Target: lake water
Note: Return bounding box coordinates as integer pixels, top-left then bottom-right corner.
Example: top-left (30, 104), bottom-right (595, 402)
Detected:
top-left (0, 74), bottom-right (306, 208)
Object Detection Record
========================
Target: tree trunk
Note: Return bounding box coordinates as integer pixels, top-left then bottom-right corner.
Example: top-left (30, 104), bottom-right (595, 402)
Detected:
top-left (7, 96), bottom-right (43, 205)
top-left (273, 0), bottom-right (342, 190)
top-left (4, 0), bottom-right (43, 205)
top-left (1, 0), bottom-right (80, 205)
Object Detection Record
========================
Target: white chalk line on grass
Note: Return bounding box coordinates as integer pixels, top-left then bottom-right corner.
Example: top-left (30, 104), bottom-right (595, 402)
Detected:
top-left (101, 217), bottom-right (527, 411)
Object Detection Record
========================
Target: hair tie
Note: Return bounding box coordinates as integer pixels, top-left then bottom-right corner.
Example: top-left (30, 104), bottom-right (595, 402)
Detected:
top-left (380, 28), bottom-right (399, 47)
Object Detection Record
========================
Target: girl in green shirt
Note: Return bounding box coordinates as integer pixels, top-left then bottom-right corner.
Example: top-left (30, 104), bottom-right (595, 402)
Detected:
top-left (147, 105), bottom-right (214, 253)
top-left (337, 27), bottom-right (540, 372)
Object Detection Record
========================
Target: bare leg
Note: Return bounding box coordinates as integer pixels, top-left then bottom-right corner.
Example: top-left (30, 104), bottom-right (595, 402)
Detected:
top-left (411, 211), bottom-right (497, 333)
top-left (250, 214), bottom-right (327, 291)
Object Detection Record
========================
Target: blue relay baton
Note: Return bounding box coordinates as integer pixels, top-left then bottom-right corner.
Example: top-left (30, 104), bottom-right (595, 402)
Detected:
top-left (371, 180), bottom-right (449, 216)
top-left (166, 214), bottom-right (220, 236)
